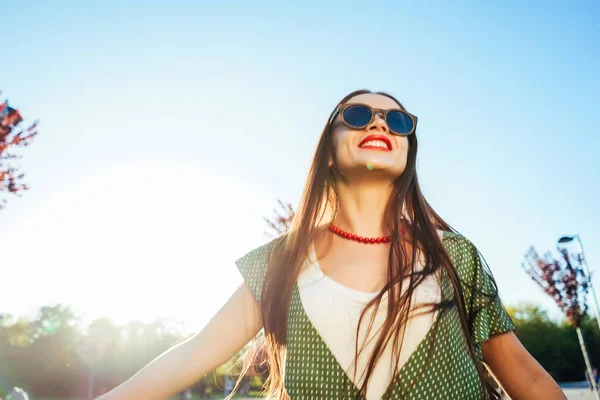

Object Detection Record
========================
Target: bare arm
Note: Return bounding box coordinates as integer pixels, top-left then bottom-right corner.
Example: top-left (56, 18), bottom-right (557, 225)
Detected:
top-left (98, 283), bottom-right (262, 400)
top-left (482, 331), bottom-right (566, 400)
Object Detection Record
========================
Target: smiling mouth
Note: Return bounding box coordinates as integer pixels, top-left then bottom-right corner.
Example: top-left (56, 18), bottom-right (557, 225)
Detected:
top-left (358, 135), bottom-right (392, 151)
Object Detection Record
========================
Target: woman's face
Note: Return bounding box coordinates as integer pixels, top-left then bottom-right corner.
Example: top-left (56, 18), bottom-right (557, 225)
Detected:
top-left (330, 93), bottom-right (410, 181)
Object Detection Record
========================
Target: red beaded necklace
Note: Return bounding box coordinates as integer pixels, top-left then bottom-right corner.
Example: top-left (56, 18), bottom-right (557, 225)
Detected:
top-left (328, 224), bottom-right (406, 244)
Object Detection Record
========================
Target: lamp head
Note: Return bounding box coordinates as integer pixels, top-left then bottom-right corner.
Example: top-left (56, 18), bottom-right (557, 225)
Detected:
top-left (558, 236), bottom-right (575, 244)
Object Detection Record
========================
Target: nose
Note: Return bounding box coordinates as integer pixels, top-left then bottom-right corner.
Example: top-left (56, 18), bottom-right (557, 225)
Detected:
top-left (368, 111), bottom-right (388, 133)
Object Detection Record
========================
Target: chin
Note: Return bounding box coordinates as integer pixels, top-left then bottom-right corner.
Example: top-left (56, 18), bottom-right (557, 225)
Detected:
top-left (337, 155), bottom-right (405, 175)
top-left (362, 160), bottom-right (406, 177)
top-left (359, 159), bottom-right (396, 170)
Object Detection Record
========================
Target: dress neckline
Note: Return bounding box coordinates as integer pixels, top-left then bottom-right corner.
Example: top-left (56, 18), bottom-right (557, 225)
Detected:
top-left (305, 229), bottom-right (446, 300)
top-left (306, 241), bottom-right (383, 301)
top-left (291, 230), bottom-right (451, 399)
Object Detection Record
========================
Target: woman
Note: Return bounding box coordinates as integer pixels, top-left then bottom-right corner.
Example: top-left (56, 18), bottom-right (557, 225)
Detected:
top-left (98, 90), bottom-right (565, 399)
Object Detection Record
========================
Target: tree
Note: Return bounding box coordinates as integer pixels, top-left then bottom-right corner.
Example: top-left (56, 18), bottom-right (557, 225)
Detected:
top-left (0, 93), bottom-right (38, 209)
top-left (78, 318), bottom-right (116, 399)
top-left (0, 305), bottom-right (189, 398)
top-left (522, 245), bottom-right (599, 396)
top-left (263, 199), bottom-right (294, 238)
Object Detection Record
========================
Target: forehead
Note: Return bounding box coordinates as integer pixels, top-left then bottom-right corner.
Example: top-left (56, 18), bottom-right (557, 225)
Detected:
top-left (345, 93), bottom-right (402, 110)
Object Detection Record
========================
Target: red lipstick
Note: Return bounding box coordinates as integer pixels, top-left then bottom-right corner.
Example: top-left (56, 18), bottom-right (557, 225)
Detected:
top-left (358, 135), bottom-right (392, 151)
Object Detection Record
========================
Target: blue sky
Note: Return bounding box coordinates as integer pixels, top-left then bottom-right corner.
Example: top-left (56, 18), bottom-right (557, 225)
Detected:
top-left (1, 1), bottom-right (598, 331)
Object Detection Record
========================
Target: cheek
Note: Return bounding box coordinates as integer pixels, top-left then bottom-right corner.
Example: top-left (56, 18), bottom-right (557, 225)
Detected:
top-left (332, 130), bottom-right (352, 156)
top-left (397, 138), bottom-right (410, 156)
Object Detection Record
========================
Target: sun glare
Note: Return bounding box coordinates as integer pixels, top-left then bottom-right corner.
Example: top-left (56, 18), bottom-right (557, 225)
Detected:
top-left (1, 161), bottom-right (274, 333)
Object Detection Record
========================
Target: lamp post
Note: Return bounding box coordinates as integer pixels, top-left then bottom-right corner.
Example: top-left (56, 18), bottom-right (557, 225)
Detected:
top-left (78, 323), bottom-right (111, 400)
top-left (522, 243), bottom-right (599, 398)
top-left (558, 235), bottom-right (600, 332)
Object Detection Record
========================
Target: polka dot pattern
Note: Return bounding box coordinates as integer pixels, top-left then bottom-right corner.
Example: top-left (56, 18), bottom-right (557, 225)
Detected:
top-left (235, 231), bottom-right (515, 399)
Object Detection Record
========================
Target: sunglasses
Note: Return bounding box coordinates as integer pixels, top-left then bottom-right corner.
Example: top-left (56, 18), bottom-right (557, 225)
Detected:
top-left (333, 103), bottom-right (418, 136)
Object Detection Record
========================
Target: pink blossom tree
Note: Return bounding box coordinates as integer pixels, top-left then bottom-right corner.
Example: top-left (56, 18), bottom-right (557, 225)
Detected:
top-left (0, 93), bottom-right (38, 209)
top-left (522, 244), bottom-right (599, 397)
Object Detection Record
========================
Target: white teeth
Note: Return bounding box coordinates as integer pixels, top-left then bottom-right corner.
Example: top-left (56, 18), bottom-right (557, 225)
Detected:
top-left (360, 140), bottom-right (389, 149)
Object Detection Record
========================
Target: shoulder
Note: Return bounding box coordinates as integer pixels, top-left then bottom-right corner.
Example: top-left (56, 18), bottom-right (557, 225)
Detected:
top-left (235, 236), bottom-right (286, 274)
top-left (438, 230), bottom-right (482, 277)
top-left (439, 230), bottom-right (475, 248)
top-left (439, 230), bottom-right (478, 256)
top-left (235, 236), bottom-right (285, 302)
top-left (236, 238), bottom-right (279, 263)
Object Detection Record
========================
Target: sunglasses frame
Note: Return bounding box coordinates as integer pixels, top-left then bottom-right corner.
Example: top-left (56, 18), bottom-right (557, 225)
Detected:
top-left (334, 103), bottom-right (418, 136)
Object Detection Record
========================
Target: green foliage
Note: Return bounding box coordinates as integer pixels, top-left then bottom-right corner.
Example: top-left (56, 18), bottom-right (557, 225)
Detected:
top-left (2, 301), bottom-right (599, 397)
top-left (0, 305), bottom-right (262, 398)
top-left (507, 302), bottom-right (600, 382)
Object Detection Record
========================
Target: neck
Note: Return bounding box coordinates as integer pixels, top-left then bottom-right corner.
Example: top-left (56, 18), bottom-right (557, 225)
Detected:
top-left (332, 179), bottom-right (395, 238)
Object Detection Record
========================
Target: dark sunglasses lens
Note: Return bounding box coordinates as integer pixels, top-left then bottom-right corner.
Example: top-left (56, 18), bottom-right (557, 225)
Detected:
top-left (386, 111), bottom-right (414, 135)
top-left (342, 105), bottom-right (372, 128)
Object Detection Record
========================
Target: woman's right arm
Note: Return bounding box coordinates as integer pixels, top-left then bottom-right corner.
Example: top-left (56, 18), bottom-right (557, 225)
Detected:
top-left (98, 283), bottom-right (263, 400)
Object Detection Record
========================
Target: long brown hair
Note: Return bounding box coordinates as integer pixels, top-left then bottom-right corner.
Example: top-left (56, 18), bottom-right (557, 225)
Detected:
top-left (247, 90), bottom-right (502, 399)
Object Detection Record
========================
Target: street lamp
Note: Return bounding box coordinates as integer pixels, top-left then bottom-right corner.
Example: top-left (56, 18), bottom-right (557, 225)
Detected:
top-left (523, 241), bottom-right (599, 397)
top-left (558, 235), bottom-right (600, 332)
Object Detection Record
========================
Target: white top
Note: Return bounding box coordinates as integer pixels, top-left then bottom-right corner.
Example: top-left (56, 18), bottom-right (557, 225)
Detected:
top-left (297, 236), bottom-right (442, 400)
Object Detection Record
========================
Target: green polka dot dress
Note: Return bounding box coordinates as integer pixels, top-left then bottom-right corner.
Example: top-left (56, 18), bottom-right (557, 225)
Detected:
top-left (235, 231), bottom-right (515, 399)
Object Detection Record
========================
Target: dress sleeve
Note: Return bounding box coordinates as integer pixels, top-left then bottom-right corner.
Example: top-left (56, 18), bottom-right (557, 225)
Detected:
top-left (465, 239), bottom-right (516, 343)
top-left (234, 239), bottom-right (278, 304)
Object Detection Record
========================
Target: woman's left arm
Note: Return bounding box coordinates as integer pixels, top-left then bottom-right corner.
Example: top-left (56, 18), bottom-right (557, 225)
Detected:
top-left (482, 331), bottom-right (567, 400)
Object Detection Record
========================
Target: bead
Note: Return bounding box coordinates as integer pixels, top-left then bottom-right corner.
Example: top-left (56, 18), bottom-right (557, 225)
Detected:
top-left (328, 224), bottom-right (391, 245)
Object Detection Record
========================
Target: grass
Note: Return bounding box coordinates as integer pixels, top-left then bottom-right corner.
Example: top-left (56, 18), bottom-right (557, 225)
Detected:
top-left (33, 397), bottom-right (218, 400)
top-left (33, 397), bottom-right (213, 400)
top-left (32, 394), bottom-right (258, 400)
top-left (31, 397), bottom-right (213, 400)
